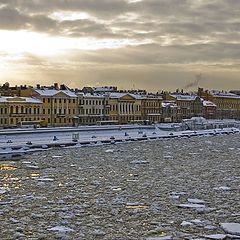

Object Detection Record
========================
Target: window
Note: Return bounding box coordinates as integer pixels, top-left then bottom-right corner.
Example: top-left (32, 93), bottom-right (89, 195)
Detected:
top-left (48, 98), bottom-right (51, 103)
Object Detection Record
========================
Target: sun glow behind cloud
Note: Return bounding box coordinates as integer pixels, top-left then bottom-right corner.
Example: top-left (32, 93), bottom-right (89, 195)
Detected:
top-left (50, 11), bottom-right (91, 21)
top-left (0, 30), bottom-right (146, 57)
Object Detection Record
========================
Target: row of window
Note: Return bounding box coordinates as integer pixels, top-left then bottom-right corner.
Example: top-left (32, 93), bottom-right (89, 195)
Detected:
top-left (0, 117), bottom-right (41, 125)
top-left (144, 102), bottom-right (161, 107)
top-left (43, 98), bottom-right (76, 104)
top-left (111, 104), bottom-right (141, 112)
top-left (42, 108), bottom-right (75, 115)
top-left (0, 106), bottom-right (40, 115)
top-left (79, 99), bottom-right (108, 105)
top-left (79, 108), bottom-right (108, 115)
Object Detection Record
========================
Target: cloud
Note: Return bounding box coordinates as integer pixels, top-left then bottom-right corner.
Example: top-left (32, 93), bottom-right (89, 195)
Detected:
top-left (1, 0), bottom-right (240, 90)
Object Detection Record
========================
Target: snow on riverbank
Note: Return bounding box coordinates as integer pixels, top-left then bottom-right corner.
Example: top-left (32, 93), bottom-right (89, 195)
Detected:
top-left (0, 126), bottom-right (239, 159)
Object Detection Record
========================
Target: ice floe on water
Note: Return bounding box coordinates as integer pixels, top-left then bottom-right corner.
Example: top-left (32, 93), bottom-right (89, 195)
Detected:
top-left (146, 236), bottom-right (173, 240)
top-left (48, 226), bottom-right (74, 232)
top-left (203, 234), bottom-right (227, 239)
top-left (220, 223), bottom-right (240, 236)
top-left (105, 149), bottom-right (114, 153)
top-left (187, 198), bottom-right (205, 204)
top-left (180, 220), bottom-right (193, 227)
top-left (178, 203), bottom-right (206, 209)
top-left (213, 186), bottom-right (231, 191)
top-left (130, 159), bottom-right (150, 164)
top-left (0, 187), bottom-right (9, 194)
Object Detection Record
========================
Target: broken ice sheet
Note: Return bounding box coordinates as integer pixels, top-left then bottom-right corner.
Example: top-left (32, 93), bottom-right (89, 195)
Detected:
top-left (187, 198), bottom-right (205, 204)
top-left (178, 203), bottom-right (206, 209)
top-left (0, 187), bottom-right (9, 194)
top-left (105, 149), bottom-right (114, 153)
top-left (130, 160), bottom-right (149, 164)
top-left (220, 222), bottom-right (240, 236)
top-left (52, 155), bottom-right (62, 158)
top-left (213, 186), bottom-right (231, 191)
top-left (48, 226), bottom-right (74, 232)
top-left (202, 234), bottom-right (227, 240)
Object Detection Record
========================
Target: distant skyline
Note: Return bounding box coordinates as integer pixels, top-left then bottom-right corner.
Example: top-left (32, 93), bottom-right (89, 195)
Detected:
top-left (0, 0), bottom-right (240, 91)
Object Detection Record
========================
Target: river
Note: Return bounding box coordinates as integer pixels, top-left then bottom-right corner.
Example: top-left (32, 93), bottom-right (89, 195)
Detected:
top-left (0, 134), bottom-right (240, 239)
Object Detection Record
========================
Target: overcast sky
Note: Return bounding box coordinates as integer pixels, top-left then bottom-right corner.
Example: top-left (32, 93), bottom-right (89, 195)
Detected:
top-left (0, 0), bottom-right (240, 91)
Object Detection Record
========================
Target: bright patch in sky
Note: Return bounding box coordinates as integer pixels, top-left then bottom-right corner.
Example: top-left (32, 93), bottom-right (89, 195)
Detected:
top-left (50, 11), bottom-right (90, 21)
top-left (0, 30), bottom-right (144, 57)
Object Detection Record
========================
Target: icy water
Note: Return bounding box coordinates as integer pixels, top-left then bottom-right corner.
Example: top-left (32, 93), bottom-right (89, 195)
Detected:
top-left (0, 134), bottom-right (240, 239)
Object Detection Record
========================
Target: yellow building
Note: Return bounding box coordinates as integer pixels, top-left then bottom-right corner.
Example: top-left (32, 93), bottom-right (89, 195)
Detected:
top-left (77, 93), bottom-right (110, 125)
top-left (165, 94), bottom-right (203, 121)
top-left (198, 88), bottom-right (240, 119)
top-left (109, 93), bottom-right (142, 124)
top-left (0, 96), bottom-right (42, 128)
top-left (141, 95), bottom-right (163, 123)
top-left (21, 85), bottom-right (78, 127)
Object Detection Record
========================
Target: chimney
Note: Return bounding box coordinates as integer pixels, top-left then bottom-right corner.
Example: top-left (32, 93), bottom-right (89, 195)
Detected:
top-left (54, 83), bottom-right (59, 90)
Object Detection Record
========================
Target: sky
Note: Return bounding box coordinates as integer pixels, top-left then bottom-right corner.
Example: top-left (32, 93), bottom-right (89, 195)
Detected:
top-left (0, 0), bottom-right (240, 92)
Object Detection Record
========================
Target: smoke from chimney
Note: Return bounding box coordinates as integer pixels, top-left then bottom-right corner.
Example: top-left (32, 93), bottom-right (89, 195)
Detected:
top-left (183, 74), bottom-right (203, 90)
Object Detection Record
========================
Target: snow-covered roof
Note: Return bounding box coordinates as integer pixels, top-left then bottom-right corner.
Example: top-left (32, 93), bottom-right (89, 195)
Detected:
top-left (170, 94), bottom-right (198, 101)
top-left (141, 95), bottom-right (163, 100)
top-left (109, 92), bottom-right (143, 100)
top-left (77, 93), bottom-right (108, 98)
top-left (208, 90), bottom-right (240, 99)
top-left (94, 86), bottom-right (117, 92)
top-left (0, 96), bottom-right (42, 104)
top-left (161, 101), bottom-right (177, 108)
top-left (34, 88), bottom-right (77, 97)
top-left (202, 100), bottom-right (216, 107)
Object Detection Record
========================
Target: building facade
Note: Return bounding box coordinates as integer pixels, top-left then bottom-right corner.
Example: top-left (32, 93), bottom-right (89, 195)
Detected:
top-left (109, 93), bottom-right (142, 124)
top-left (141, 95), bottom-right (162, 123)
top-left (198, 88), bottom-right (240, 119)
top-left (77, 93), bottom-right (110, 125)
top-left (0, 96), bottom-right (42, 128)
top-left (165, 94), bottom-right (203, 121)
top-left (21, 85), bottom-right (78, 127)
